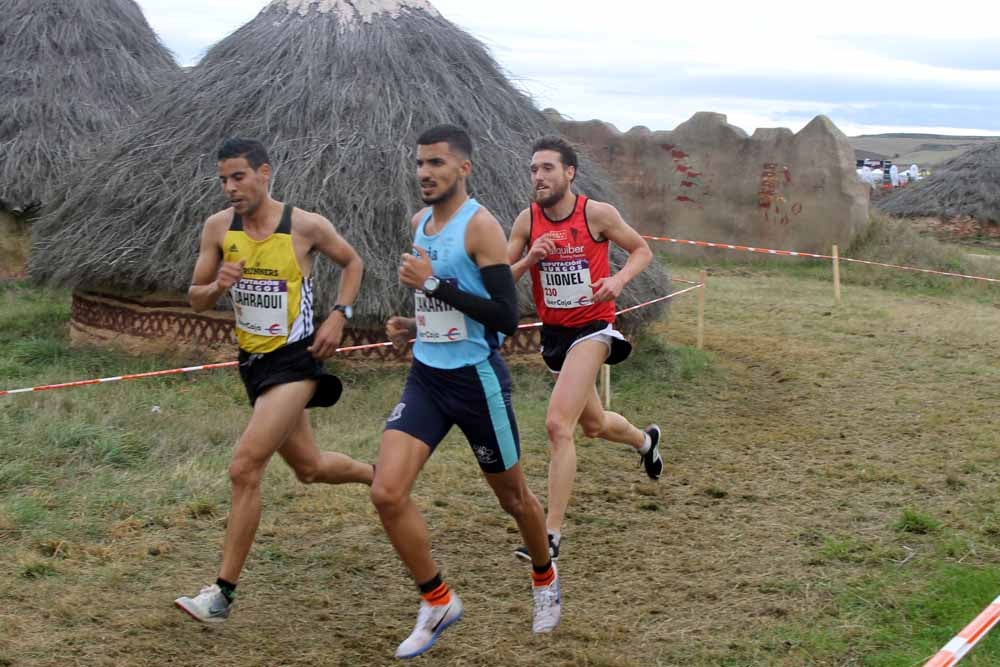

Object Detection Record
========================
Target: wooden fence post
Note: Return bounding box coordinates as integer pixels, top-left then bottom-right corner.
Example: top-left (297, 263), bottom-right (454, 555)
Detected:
top-left (832, 244), bottom-right (842, 304)
top-left (697, 269), bottom-right (707, 350)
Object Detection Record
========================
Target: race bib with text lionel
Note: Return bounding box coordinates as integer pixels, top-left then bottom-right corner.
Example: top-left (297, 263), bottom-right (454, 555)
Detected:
top-left (538, 256), bottom-right (594, 309)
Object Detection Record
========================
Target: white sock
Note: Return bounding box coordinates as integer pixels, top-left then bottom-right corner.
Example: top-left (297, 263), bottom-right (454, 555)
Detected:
top-left (638, 431), bottom-right (652, 455)
top-left (547, 530), bottom-right (561, 546)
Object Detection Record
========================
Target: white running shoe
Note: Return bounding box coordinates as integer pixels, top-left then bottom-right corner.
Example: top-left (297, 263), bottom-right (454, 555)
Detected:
top-left (532, 563), bottom-right (561, 633)
top-left (174, 584), bottom-right (232, 624)
top-left (394, 593), bottom-right (464, 659)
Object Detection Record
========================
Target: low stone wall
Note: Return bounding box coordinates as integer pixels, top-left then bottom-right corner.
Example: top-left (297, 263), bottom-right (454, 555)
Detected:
top-left (70, 290), bottom-right (542, 362)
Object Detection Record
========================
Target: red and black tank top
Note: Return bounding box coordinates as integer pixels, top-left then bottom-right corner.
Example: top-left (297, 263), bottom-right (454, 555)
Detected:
top-left (529, 195), bottom-right (616, 327)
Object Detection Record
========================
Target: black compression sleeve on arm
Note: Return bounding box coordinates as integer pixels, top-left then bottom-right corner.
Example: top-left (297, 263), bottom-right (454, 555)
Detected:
top-left (429, 264), bottom-right (519, 335)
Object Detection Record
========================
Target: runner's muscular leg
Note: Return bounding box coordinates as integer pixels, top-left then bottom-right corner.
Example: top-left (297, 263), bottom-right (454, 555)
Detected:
top-left (483, 464), bottom-right (550, 567)
top-left (219, 379), bottom-right (316, 583)
top-left (278, 411), bottom-right (374, 485)
top-left (370, 430), bottom-right (436, 583)
top-left (544, 339), bottom-right (607, 534)
top-left (577, 382), bottom-right (645, 449)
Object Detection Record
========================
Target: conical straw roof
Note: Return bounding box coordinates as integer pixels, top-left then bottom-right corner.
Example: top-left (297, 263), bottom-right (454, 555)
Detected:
top-left (31, 0), bottom-right (670, 327)
top-left (0, 0), bottom-right (180, 213)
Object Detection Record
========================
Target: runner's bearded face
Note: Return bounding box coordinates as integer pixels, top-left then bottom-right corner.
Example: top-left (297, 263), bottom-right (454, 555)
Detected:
top-left (531, 149), bottom-right (573, 208)
top-left (218, 157), bottom-right (268, 216)
top-left (416, 142), bottom-right (465, 206)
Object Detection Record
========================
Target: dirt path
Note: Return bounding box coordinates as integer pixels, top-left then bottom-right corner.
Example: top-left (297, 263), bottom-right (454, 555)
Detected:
top-left (3, 272), bottom-right (999, 666)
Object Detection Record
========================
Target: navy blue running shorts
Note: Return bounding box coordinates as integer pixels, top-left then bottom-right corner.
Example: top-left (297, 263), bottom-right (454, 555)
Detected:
top-left (384, 351), bottom-right (520, 474)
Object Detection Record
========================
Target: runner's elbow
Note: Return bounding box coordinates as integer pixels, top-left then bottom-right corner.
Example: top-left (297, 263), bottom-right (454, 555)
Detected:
top-left (498, 308), bottom-right (518, 336)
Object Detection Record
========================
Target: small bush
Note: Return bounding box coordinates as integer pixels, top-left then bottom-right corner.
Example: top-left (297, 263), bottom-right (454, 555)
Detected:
top-left (894, 509), bottom-right (940, 534)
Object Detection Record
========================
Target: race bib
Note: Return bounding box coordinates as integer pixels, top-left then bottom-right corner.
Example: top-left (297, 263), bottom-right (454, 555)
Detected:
top-left (538, 258), bottom-right (594, 309)
top-left (415, 280), bottom-right (467, 343)
top-left (231, 279), bottom-right (289, 337)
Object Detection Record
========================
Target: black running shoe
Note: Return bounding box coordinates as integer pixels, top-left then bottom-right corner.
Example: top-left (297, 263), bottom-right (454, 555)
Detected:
top-left (514, 533), bottom-right (560, 561)
top-left (640, 424), bottom-right (663, 480)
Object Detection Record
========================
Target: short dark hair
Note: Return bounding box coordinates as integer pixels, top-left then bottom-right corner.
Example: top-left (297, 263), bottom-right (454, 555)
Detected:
top-left (417, 124), bottom-right (473, 160)
top-left (532, 136), bottom-right (578, 171)
top-left (218, 138), bottom-right (270, 170)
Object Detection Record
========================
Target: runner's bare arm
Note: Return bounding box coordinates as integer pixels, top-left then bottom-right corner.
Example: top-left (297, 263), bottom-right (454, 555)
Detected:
top-left (188, 213), bottom-right (242, 313)
top-left (507, 208), bottom-right (556, 281)
top-left (465, 209), bottom-right (509, 268)
top-left (302, 212), bottom-right (364, 359)
top-left (586, 200), bottom-right (653, 303)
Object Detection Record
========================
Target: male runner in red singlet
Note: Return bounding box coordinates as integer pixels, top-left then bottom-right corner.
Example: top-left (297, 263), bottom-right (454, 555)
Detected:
top-left (507, 136), bottom-right (661, 561)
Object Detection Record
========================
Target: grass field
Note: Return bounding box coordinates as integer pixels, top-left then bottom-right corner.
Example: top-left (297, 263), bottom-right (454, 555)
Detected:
top-left (2, 243), bottom-right (1000, 665)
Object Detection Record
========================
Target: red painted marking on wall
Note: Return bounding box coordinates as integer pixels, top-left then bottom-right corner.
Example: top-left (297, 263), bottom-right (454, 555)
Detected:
top-left (686, 171), bottom-right (702, 178)
top-left (783, 166), bottom-right (792, 184)
top-left (676, 195), bottom-right (696, 203)
top-left (671, 149), bottom-right (688, 159)
top-left (676, 165), bottom-right (689, 173)
top-left (680, 181), bottom-right (695, 188)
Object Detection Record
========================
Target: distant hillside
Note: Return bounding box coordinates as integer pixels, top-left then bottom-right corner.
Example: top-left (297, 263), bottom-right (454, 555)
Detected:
top-left (848, 133), bottom-right (999, 167)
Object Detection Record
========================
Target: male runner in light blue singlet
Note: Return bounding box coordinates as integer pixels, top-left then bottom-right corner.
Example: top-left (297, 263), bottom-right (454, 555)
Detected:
top-left (371, 125), bottom-right (560, 659)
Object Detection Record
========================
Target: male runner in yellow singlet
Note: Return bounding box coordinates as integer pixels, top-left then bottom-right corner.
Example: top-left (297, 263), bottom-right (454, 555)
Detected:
top-left (175, 138), bottom-right (373, 623)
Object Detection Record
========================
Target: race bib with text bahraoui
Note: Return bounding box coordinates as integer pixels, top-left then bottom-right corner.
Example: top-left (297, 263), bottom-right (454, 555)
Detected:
top-left (231, 278), bottom-right (289, 337)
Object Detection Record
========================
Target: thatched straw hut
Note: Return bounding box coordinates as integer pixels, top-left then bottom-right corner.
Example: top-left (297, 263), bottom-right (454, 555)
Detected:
top-left (877, 141), bottom-right (1000, 224)
top-left (0, 0), bottom-right (180, 215)
top-left (30, 0), bottom-right (670, 359)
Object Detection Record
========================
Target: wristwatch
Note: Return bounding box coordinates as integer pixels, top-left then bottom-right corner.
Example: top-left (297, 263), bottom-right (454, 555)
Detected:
top-left (422, 275), bottom-right (441, 296)
top-left (331, 304), bottom-right (353, 319)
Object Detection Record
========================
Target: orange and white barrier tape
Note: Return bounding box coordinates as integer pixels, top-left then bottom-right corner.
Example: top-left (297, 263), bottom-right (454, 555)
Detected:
top-left (0, 362), bottom-right (239, 397)
top-left (924, 594), bottom-right (1000, 666)
top-left (642, 235), bottom-right (1000, 285)
top-left (0, 282), bottom-right (703, 398)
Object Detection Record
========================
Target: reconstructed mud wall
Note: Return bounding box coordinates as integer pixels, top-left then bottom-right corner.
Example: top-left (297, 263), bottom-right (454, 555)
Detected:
top-left (557, 112), bottom-right (869, 256)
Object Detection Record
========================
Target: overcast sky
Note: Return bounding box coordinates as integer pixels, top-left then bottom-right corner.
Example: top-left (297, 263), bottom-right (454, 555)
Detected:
top-left (135, 0), bottom-right (1000, 137)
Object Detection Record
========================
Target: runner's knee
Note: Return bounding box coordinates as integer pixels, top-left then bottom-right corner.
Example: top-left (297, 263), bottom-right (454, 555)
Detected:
top-left (370, 482), bottom-right (407, 516)
top-left (496, 486), bottom-right (527, 517)
top-left (545, 415), bottom-right (575, 448)
top-left (228, 456), bottom-right (265, 489)
top-left (292, 461), bottom-right (320, 484)
top-left (580, 413), bottom-right (606, 438)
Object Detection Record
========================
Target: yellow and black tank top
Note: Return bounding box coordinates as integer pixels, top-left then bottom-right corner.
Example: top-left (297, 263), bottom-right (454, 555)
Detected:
top-left (223, 203), bottom-right (314, 354)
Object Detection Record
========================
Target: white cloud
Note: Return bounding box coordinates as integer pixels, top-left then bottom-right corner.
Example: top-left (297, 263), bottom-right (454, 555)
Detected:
top-left (134, 0), bottom-right (1000, 135)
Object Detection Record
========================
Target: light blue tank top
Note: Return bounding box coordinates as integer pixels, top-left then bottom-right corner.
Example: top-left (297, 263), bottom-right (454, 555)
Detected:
top-left (412, 198), bottom-right (501, 369)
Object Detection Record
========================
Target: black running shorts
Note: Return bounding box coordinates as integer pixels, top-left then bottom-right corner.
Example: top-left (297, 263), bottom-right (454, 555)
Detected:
top-left (237, 335), bottom-right (343, 409)
top-left (539, 320), bottom-right (632, 373)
